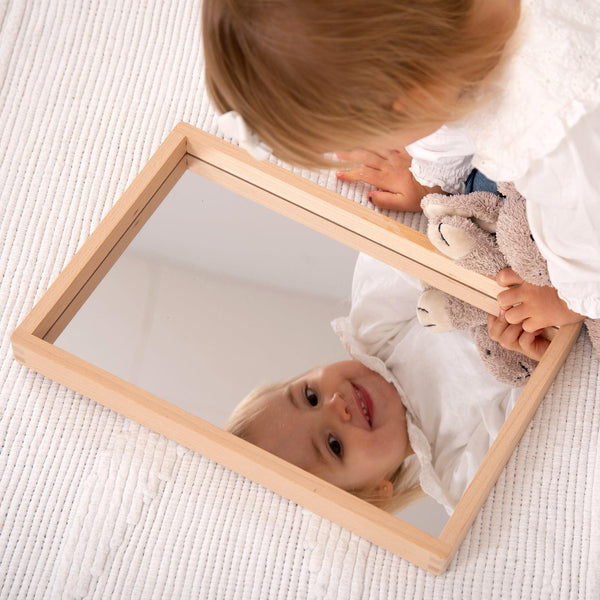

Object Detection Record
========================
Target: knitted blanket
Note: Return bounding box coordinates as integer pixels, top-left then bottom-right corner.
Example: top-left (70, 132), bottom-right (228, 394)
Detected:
top-left (1, 2), bottom-right (598, 598)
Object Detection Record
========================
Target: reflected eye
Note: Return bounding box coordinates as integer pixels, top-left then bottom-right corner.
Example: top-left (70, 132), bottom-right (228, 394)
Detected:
top-left (304, 386), bottom-right (318, 407)
top-left (327, 434), bottom-right (342, 457)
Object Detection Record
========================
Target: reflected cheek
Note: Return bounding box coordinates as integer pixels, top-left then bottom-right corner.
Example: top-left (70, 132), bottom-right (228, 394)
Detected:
top-left (356, 428), bottom-right (403, 462)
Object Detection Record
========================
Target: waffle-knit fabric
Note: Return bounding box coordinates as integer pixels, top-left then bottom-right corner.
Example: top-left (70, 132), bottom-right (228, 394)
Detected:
top-left (0, 2), bottom-right (598, 598)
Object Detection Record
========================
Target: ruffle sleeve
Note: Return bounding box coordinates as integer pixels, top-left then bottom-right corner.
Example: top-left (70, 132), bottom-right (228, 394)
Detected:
top-left (464, 0), bottom-right (600, 182)
top-left (405, 125), bottom-right (474, 194)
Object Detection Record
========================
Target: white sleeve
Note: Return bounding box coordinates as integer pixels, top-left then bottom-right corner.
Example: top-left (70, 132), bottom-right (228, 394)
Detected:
top-left (331, 253), bottom-right (422, 361)
top-left (347, 253), bottom-right (422, 351)
top-left (405, 125), bottom-right (475, 194)
top-left (515, 107), bottom-right (600, 318)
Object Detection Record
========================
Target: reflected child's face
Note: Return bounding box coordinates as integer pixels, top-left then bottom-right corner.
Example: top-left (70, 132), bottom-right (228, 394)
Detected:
top-left (246, 360), bottom-right (412, 499)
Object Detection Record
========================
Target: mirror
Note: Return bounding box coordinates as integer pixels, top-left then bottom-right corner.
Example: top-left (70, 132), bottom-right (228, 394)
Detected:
top-left (54, 169), bottom-right (519, 537)
top-left (13, 124), bottom-right (580, 573)
top-left (55, 170), bottom-right (355, 425)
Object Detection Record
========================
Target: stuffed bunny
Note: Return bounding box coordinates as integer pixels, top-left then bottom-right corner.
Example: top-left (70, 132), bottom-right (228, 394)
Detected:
top-left (417, 182), bottom-right (600, 386)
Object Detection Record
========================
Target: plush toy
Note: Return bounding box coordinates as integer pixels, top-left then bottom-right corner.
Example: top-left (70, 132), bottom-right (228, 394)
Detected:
top-left (416, 182), bottom-right (600, 386)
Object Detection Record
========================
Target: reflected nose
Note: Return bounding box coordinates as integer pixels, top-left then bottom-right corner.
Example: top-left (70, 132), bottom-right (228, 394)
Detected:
top-left (328, 393), bottom-right (351, 422)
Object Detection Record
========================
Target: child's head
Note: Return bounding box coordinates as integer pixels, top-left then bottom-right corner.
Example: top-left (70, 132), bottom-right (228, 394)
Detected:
top-left (202, 0), bottom-right (519, 167)
top-left (226, 360), bottom-right (422, 511)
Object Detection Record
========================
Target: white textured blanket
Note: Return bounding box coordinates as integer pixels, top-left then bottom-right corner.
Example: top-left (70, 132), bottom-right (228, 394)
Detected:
top-left (1, 2), bottom-right (599, 598)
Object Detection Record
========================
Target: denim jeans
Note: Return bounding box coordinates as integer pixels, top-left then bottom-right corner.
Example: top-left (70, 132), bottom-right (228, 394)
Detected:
top-left (464, 169), bottom-right (498, 194)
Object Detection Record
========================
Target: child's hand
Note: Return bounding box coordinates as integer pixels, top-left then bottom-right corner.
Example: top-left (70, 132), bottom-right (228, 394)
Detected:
top-left (496, 268), bottom-right (585, 331)
top-left (487, 314), bottom-right (550, 361)
top-left (335, 148), bottom-right (442, 212)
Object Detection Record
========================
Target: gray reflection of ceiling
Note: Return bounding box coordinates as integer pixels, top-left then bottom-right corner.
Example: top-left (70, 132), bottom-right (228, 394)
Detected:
top-left (129, 170), bottom-right (359, 301)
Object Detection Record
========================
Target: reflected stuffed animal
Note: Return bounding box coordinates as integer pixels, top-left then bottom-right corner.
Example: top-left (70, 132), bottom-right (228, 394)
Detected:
top-left (417, 182), bottom-right (600, 386)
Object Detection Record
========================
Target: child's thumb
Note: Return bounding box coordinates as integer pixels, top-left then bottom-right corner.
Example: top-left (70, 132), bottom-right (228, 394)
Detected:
top-left (497, 267), bottom-right (523, 287)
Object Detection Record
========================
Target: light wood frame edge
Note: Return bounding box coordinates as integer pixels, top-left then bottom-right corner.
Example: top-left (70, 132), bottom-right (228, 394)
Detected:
top-left (438, 320), bottom-right (580, 567)
top-left (181, 123), bottom-right (505, 315)
top-left (10, 123), bottom-right (580, 575)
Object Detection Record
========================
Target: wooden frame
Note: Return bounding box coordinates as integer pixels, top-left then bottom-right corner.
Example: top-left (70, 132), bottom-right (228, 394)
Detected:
top-left (11, 123), bottom-right (580, 574)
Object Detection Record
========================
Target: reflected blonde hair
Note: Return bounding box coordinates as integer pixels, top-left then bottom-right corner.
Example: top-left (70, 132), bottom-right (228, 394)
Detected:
top-left (202, 0), bottom-right (519, 167)
top-left (225, 380), bottom-right (424, 514)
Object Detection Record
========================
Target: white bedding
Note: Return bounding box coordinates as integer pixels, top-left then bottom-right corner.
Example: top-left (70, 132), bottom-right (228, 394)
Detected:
top-left (0, 2), bottom-right (599, 598)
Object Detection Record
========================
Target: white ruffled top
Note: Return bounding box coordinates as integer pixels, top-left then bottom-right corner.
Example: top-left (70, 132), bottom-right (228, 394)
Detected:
top-left (332, 253), bottom-right (521, 514)
top-left (465, 0), bottom-right (600, 181)
top-left (406, 0), bottom-right (600, 318)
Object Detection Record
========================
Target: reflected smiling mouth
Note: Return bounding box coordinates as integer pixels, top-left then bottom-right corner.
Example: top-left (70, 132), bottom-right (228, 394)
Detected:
top-left (352, 383), bottom-right (373, 428)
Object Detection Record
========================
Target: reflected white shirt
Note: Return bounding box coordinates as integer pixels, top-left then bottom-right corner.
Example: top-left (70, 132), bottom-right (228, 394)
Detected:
top-left (332, 253), bottom-right (521, 514)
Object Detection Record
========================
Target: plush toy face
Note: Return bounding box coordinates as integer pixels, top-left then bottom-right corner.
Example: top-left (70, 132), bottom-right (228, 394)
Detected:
top-left (422, 183), bottom-right (550, 286)
top-left (422, 191), bottom-right (506, 276)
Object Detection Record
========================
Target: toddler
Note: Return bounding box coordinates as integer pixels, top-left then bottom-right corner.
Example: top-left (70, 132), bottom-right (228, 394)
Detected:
top-left (203, 0), bottom-right (600, 345)
top-left (226, 254), bottom-right (521, 514)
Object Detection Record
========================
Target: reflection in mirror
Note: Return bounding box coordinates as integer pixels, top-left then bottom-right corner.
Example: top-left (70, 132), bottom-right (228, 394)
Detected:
top-left (58, 170), bottom-right (355, 425)
top-left (56, 169), bottom-right (521, 537)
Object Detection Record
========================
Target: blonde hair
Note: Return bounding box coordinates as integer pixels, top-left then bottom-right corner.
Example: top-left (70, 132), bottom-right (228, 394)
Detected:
top-left (225, 380), bottom-right (424, 513)
top-left (203, 0), bottom-right (520, 167)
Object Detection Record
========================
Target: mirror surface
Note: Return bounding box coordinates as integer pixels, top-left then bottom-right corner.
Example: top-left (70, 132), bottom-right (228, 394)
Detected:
top-left (58, 170), bottom-right (356, 425)
top-left (56, 169), bottom-right (521, 536)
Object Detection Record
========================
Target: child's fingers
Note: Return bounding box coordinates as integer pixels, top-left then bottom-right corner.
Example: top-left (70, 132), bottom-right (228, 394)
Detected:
top-left (497, 285), bottom-right (524, 311)
top-left (518, 330), bottom-right (550, 361)
top-left (380, 148), bottom-right (412, 165)
top-left (387, 148), bottom-right (411, 160)
top-left (496, 268), bottom-right (524, 287)
top-left (498, 324), bottom-right (523, 351)
top-left (335, 149), bottom-right (385, 169)
top-left (368, 190), bottom-right (414, 211)
top-left (487, 314), bottom-right (521, 351)
top-left (487, 313), bottom-right (507, 337)
top-left (336, 165), bottom-right (380, 183)
top-left (520, 317), bottom-right (545, 333)
top-left (503, 303), bottom-right (528, 325)
top-left (488, 315), bottom-right (549, 360)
